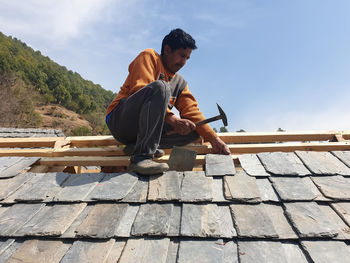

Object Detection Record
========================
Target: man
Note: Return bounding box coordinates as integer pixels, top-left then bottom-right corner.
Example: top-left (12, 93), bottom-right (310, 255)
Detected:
top-left (106, 28), bottom-right (230, 175)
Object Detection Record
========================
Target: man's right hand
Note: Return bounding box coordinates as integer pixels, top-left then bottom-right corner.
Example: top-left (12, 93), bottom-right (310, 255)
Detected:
top-left (165, 114), bottom-right (196, 135)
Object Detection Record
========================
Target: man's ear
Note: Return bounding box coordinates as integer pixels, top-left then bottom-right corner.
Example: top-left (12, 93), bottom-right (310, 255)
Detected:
top-left (163, 44), bottom-right (172, 55)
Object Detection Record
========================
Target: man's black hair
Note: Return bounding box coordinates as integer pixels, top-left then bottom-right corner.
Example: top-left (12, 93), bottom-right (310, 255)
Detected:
top-left (161, 28), bottom-right (197, 55)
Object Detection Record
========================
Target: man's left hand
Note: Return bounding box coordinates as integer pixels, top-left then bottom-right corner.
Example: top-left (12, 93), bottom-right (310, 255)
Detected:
top-left (209, 137), bottom-right (230, 155)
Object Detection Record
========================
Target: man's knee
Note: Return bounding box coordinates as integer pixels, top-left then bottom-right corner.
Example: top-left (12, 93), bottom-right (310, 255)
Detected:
top-left (149, 80), bottom-right (171, 98)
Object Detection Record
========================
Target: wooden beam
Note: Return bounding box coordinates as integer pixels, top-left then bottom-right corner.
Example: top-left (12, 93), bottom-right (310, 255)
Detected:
top-left (39, 155), bottom-right (207, 167)
top-left (218, 131), bottom-right (342, 143)
top-left (227, 142), bottom-right (350, 153)
top-left (0, 148), bottom-right (54, 157)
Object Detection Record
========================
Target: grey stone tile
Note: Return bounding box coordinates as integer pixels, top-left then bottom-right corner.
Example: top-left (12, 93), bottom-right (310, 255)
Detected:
top-left (212, 177), bottom-right (229, 202)
top-left (296, 151), bottom-right (350, 175)
top-left (121, 176), bottom-right (148, 203)
top-left (0, 173), bottom-right (32, 201)
top-left (301, 177), bottom-right (331, 201)
top-left (53, 173), bottom-right (104, 202)
top-left (230, 204), bottom-right (278, 238)
top-left (332, 151), bottom-right (350, 169)
top-left (6, 240), bottom-right (71, 263)
top-left (301, 241), bottom-right (350, 263)
top-left (270, 177), bottom-right (317, 201)
top-left (105, 240), bottom-right (126, 263)
top-left (178, 239), bottom-right (238, 263)
top-left (86, 172), bottom-right (138, 201)
top-left (238, 241), bottom-right (308, 263)
top-left (0, 241), bottom-right (23, 263)
top-left (284, 202), bottom-right (338, 238)
top-left (0, 239), bottom-right (14, 255)
top-left (330, 202), bottom-right (350, 226)
top-left (318, 204), bottom-right (350, 240)
top-left (224, 170), bottom-right (262, 203)
top-left (258, 152), bottom-right (310, 176)
top-left (132, 203), bottom-right (173, 236)
top-left (0, 157), bottom-right (39, 178)
top-left (255, 178), bottom-right (279, 202)
top-left (60, 239), bottom-right (115, 263)
top-left (148, 171), bottom-right (182, 201)
top-left (61, 205), bottom-right (93, 238)
top-left (165, 240), bottom-right (179, 263)
top-left (76, 203), bottom-right (128, 238)
top-left (239, 154), bottom-right (270, 177)
top-left (118, 238), bottom-right (170, 263)
top-left (115, 205), bottom-right (139, 237)
top-left (14, 203), bottom-right (86, 237)
top-left (205, 154), bottom-right (235, 176)
top-left (311, 176), bottom-right (350, 200)
top-left (0, 157), bottom-right (22, 174)
top-left (168, 204), bottom-right (182, 236)
top-left (0, 203), bottom-right (44, 236)
top-left (181, 204), bottom-right (236, 238)
top-left (168, 146), bottom-right (197, 171)
top-left (9, 173), bottom-right (69, 202)
top-left (180, 171), bottom-right (212, 202)
top-left (264, 204), bottom-right (298, 239)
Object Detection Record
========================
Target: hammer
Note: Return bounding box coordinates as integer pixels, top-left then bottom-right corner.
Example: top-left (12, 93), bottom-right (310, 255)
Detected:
top-left (166, 103), bottom-right (228, 135)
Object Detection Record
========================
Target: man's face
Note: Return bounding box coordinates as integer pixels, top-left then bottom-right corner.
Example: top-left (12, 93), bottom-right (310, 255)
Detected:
top-left (162, 45), bottom-right (192, 74)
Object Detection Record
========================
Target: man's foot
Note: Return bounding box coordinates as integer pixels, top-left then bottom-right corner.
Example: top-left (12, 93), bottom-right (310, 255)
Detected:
top-left (123, 144), bottom-right (165, 158)
top-left (128, 159), bottom-right (169, 175)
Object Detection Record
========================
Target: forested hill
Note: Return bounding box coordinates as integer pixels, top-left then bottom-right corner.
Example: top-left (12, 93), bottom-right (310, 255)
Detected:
top-left (0, 32), bottom-right (116, 135)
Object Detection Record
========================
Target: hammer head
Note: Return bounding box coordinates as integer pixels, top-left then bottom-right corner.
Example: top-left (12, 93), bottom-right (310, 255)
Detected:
top-left (217, 103), bottom-right (228, 126)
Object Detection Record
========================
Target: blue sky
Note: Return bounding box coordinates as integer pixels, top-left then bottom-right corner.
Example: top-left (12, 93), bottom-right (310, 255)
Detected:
top-left (1, 0), bottom-right (349, 132)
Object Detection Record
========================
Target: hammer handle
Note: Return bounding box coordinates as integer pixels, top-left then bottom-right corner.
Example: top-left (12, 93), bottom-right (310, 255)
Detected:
top-left (166, 115), bottom-right (221, 135)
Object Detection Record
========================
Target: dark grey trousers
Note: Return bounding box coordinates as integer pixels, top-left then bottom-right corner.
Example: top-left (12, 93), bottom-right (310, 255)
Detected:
top-left (107, 80), bottom-right (199, 163)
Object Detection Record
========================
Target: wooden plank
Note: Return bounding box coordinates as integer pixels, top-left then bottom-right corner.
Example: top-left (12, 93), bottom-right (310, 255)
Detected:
top-left (180, 171), bottom-right (213, 202)
top-left (0, 137), bottom-right (59, 148)
top-left (132, 203), bottom-right (173, 236)
top-left (224, 170), bottom-right (262, 203)
top-left (284, 202), bottom-right (338, 238)
top-left (14, 203), bottom-right (86, 237)
top-left (60, 239), bottom-right (115, 263)
top-left (66, 135), bottom-right (120, 146)
top-left (76, 203), bottom-right (129, 238)
top-left (118, 238), bottom-right (170, 263)
top-left (148, 171), bottom-right (182, 201)
top-left (219, 131), bottom-right (339, 143)
top-left (181, 203), bottom-right (236, 238)
top-left (86, 172), bottom-right (138, 201)
top-left (205, 154), bottom-right (235, 176)
top-left (6, 240), bottom-right (71, 263)
top-left (0, 203), bottom-right (45, 236)
top-left (53, 173), bottom-right (104, 202)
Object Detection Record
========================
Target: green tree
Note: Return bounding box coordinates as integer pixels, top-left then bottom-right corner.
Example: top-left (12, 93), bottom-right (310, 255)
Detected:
top-left (219, 126), bottom-right (228, 132)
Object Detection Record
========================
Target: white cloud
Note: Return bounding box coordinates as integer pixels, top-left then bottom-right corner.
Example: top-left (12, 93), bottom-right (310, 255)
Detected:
top-left (0, 0), bottom-right (114, 47)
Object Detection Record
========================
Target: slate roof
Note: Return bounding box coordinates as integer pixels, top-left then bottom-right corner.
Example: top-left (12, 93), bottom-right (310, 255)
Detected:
top-left (0, 151), bottom-right (350, 262)
top-left (0, 128), bottom-right (65, 138)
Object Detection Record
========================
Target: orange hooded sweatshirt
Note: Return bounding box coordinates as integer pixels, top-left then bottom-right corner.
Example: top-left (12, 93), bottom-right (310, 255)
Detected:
top-left (106, 48), bottom-right (217, 142)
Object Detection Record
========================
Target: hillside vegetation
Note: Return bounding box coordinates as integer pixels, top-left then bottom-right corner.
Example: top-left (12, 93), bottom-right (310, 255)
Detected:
top-left (0, 32), bottom-right (116, 135)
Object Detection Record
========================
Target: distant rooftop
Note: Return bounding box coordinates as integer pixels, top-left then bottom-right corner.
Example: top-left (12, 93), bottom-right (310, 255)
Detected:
top-left (0, 128), bottom-right (65, 138)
